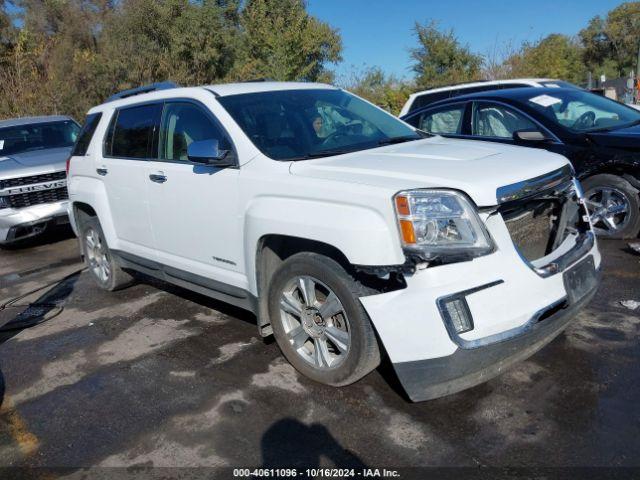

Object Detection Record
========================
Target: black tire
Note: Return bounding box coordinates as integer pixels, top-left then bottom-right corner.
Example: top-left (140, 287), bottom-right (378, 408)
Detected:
top-left (582, 174), bottom-right (640, 239)
top-left (78, 216), bottom-right (133, 291)
top-left (268, 252), bottom-right (381, 387)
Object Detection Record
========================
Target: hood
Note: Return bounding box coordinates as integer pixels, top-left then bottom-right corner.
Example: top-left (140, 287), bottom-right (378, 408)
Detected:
top-left (587, 123), bottom-right (640, 151)
top-left (0, 146), bottom-right (71, 177)
top-left (289, 137), bottom-right (570, 207)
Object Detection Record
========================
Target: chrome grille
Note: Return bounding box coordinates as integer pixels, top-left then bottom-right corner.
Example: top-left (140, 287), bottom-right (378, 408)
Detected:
top-left (0, 171), bottom-right (66, 189)
top-left (6, 187), bottom-right (68, 209)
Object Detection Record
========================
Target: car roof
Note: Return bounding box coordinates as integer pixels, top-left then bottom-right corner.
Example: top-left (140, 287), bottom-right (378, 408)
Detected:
top-left (0, 115), bottom-right (75, 128)
top-left (89, 81), bottom-right (338, 113)
top-left (408, 87), bottom-right (578, 114)
top-left (407, 78), bottom-right (556, 97)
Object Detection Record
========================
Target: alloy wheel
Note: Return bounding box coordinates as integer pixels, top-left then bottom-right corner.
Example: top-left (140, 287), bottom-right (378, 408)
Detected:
top-left (85, 227), bottom-right (111, 283)
top-left (278, 275), bottom-right (351, 369)
top-left (585, 186), bottom-right (631, 236)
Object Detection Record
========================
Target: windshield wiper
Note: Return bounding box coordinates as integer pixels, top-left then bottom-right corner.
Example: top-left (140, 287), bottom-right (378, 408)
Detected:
top-left (288, 149), bottom-right (353, 161)
top-left (377, 134), bottom-right (423, 146)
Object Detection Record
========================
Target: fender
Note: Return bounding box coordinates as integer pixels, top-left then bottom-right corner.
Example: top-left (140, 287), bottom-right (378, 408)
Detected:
top-left (243, 195), bottom-right (405, 295)
top-left (67, 174), bottom-right (118, 246)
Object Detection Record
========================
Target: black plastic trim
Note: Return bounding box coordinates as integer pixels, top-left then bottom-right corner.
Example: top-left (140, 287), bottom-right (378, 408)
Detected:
top-left (111, 250), bottom-right (257, 313)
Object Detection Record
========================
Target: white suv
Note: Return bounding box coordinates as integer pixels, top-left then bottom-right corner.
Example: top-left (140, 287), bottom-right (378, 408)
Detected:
top-left (400, 78), bottom-right (581, 117)
top-left (67, 81), bottom-right (601, 402)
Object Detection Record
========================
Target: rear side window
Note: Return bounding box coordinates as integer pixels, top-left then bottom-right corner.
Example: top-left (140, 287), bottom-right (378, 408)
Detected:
top-left (106, 103), bottom-right (162, 159)
top-left (72, 113), bottom-right (102, 156)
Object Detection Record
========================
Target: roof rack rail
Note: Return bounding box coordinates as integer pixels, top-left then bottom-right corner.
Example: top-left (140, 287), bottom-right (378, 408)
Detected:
top-left (106, 81), bottom-right (179, 103)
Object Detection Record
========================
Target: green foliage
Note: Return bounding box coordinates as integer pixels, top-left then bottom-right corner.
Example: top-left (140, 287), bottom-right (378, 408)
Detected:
top-left (580, 1), bottom-right (640, 77)
top-left (0, 0), bottom-right (341, 120)
top-left (343, 66), bottom-right (411, 115)
top-left (230, 0), bottom-right (341, 81)
top-left (410, 21), bottom-right (483, 89)
top-left (503, 34), bottom-right (586, 84)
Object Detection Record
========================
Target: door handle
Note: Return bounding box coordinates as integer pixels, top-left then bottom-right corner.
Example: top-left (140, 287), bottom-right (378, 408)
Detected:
top-left (96, 167), bottom-right (108, 176)
top-left (149, 173), bottom-right (167, 184)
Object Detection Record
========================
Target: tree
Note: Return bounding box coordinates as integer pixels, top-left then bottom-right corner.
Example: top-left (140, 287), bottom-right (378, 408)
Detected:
top-left (502, 34), bottom-right (586, 85)
top-left (231, 0), bottom-right (341, 82)
top-left (580, 1), bottom-right (640, 77)
top-left (410, 21), bottom-right (483, 89)
top-left (343, 66), bottom-right (411, 115)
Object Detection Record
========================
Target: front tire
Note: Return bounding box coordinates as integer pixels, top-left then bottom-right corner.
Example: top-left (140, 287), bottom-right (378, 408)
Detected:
top-left (268, 253), bottom-right (381, 387)
top-left (583, 174), bottom-right (640, 239)
top-left (79, 216), bottom-right (133, 291)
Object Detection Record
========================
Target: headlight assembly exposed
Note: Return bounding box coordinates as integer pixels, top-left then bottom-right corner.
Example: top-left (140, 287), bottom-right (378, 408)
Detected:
top-left (394, 189), bottom-right (494, 261)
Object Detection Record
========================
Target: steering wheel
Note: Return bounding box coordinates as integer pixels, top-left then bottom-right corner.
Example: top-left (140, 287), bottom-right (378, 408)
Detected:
top-left (572, 111), bottom-right (596, 130)
top-left (320, 126), bottom-right (350, 147)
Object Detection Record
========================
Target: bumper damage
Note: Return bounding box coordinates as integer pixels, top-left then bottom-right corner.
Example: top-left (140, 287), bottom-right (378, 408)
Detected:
top-left (0, 201), bottom-right (69, 244)
top-left (394, 282), bottom-right (599, 402)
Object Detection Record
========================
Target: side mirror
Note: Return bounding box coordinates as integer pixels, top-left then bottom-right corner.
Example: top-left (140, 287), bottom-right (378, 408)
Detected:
top-left (187, 139), bottom-right (233, 166)
top-left (513, 129), bottom-right (548, 143)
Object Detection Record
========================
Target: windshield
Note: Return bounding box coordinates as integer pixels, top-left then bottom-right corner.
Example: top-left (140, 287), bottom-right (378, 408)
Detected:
top-left (524, 90), bottom-right (640, 132)
top-left (0, 120), bottom-right (80, 156)
top-left (217, 89), bottom-right (421, 160)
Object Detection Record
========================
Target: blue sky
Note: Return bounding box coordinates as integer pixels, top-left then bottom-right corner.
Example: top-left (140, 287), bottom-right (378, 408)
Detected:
top-left (307, 0), bottom-right (626, 80)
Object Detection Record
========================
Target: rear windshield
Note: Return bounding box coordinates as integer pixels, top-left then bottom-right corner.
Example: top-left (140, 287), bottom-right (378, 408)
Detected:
top-left (0, 120), bottom-right (80, 156)
top-left (72, 113), bottom-right (103, 156)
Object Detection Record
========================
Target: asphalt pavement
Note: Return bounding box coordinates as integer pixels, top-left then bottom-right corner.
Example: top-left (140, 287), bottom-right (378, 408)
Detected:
top-left (0, 228), bottom-right (638, 472)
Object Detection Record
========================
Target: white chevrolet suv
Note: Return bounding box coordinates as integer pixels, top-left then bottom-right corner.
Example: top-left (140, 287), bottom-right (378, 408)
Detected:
top-left (67, 81), bottom-right (601, 402)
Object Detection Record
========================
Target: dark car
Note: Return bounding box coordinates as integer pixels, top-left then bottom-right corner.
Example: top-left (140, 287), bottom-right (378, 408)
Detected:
top-left (401, 87), bottom-right (640, 238)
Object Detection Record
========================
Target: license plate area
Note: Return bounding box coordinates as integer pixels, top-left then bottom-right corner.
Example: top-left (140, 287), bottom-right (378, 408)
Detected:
top-left (563, 255), bottom-right (597, 305)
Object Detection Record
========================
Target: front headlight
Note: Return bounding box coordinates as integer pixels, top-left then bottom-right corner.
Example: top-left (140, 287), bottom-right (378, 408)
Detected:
top-left (394, 189), bottom-right (494, 261)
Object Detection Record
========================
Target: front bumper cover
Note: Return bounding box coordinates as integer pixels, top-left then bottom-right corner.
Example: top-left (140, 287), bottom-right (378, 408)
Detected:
top-left (0, 200), bottom-right (69, 243)
top-left (393, 279), bottom-right (599, 402)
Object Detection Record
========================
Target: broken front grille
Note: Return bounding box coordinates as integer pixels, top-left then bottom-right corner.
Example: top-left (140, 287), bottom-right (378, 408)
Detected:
top-left (6, 187), bottom-right (68, 209)
top-left (499, 181), bottom-right (589, 263)
top-left (0, 171), bottom-right (66, 190)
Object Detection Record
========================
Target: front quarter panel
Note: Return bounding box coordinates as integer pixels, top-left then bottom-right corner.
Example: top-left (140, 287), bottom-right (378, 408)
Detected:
top-left (242, 168), bottom-right (406, 295)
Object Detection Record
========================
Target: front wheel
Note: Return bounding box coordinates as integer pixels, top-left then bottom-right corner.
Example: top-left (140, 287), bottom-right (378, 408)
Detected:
top-left (268, 253), bottom-right (381, 386)
top-left (583, 174), bottom-right (640, 239)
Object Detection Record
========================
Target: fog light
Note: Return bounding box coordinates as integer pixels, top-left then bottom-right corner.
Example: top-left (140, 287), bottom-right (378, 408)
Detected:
top-left (441, 297), bottom-right (474, 334)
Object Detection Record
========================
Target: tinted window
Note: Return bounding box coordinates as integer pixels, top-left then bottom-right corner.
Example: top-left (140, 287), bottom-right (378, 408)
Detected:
top-left (109, 104), bottom-right (162, 158)
top-left (72, 113), bottom-right (102, 156)
top-left (472, 102), bottom-right (539, 138)
top-left (159, 102), bottom-right (231, 161)
top-left (0, 120), bottom-right (80, 156)
top-left (410, 91), bottom-right (451, 112)
top-left (219, 89), bottom-right (420, 161)
top-left (417, 104), bottom-right (466, 135)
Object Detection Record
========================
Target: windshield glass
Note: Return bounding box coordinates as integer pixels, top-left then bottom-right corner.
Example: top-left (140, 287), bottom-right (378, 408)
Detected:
top-left (0, 120), bottom-right (80, 156)
top-left (525, 90), bottom-right (640, 132)
top-left (218, 89), bottom-right (421, 160)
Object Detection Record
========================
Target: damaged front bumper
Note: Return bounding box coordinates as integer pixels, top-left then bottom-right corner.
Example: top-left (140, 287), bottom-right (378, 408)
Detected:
top-left (359, 212), bottom-right (601, 402)
top-left (0, 201), bottom-right (69, 244)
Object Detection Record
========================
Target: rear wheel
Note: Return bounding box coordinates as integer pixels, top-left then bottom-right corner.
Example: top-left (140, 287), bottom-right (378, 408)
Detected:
top-left (583, 174), bottom-right (640, 239)
top-left (79, 216), bottom-right (133, 291)
top-left (268, 253), bottom-right (381, 386)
